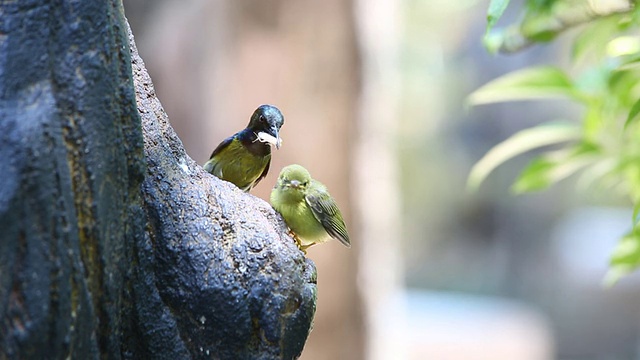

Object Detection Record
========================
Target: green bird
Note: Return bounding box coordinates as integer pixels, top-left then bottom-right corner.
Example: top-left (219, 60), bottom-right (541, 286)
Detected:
top-left (270, 164), bottom-right (351, 252)
top-left (204, 105), bottom-right (284, 192)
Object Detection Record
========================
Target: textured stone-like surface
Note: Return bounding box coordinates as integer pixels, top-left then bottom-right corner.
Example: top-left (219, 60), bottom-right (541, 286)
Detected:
top-left (0, 1), bottom-right (143, 358)
top-left (124, 22), bottom-right (317, 360)
top-left (0, 0), bottom-right (316, 358)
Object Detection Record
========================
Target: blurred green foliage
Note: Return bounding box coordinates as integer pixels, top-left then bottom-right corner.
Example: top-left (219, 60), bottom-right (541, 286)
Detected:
top-left (469, 0), bottom-right (640, 283)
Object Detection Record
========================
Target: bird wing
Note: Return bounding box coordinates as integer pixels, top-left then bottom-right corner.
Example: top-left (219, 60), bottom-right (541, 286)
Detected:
top-left (209, 135), bottom-right (235, 159)
top-left (248, 155), bottom-right (271, 191)
top-left (203, 135), bottom-right (235, 176)
top-left (305, 185), bottom-right (351, 248)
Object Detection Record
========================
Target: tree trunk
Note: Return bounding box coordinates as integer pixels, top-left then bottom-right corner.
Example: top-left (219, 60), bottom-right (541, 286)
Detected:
top-left (125, 1), bottom-right (365, 358)
top-left (0, 1), bottom-right (316, 359)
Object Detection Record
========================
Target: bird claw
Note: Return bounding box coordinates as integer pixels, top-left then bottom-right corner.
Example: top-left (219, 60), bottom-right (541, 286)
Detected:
top-left (288, 229), bottom-right (308, 255)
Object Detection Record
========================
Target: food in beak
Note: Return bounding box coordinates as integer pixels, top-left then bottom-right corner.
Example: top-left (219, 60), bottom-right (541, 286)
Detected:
top-left (256, 132), bottom-right (282, 149)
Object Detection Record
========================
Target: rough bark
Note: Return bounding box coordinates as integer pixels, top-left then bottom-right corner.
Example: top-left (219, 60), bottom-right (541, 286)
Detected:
top-left (125, 1), bottom-right (364, 358)
top-left (0, 1), bottom-right (316, 359)
top-left (125, 20), bottom-right (317, 360)
top-left (0, 1), bottom-right (143, 358)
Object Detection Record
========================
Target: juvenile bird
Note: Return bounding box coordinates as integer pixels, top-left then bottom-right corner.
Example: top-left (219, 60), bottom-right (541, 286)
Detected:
top-left (204, 105), bottom-right (284, 192)
top-left (270, 164), bottom-right (350, 252)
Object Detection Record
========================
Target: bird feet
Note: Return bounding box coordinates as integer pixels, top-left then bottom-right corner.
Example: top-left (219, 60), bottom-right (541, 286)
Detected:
top-left (288, 229), bottom-right (308, 255)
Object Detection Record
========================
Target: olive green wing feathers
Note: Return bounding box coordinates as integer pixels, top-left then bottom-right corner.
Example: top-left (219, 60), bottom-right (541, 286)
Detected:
top-left (203, 134), bottom-right (270, 191)
top-left (250, 156), bottom-right (271, 192)
top-left (208, 134), bottom-right (236, 159)
top-left (202, 135), bottom-right (234, 176)
top-left (305, 184), bottom-right (351, 248)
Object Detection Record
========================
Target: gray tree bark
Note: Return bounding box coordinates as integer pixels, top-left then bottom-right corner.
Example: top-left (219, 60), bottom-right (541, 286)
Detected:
top-left (123, 1), bottom-right (365, 357)
top-left (0, 1), bottom-right (316, 359)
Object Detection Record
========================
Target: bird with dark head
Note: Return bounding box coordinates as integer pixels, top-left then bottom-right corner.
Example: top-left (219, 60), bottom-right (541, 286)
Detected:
top-left (271, 164), bottom-right (351, 253)
top-left (204, 105), bottom-right (284, 192)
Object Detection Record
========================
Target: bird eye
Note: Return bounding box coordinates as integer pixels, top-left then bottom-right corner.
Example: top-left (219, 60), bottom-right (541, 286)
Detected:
top-left (303, 181), bottom-right (308, 186)
top-left (259, 115), bottom-right (266, 122)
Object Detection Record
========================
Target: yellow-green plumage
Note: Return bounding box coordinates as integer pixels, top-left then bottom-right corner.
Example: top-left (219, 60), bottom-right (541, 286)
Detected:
top-left (270, 164), bottom-right (350, 250)
top-left (203, 105), bottom-right (284, 192)
top-left (203, 139), bottom-right (271, 191)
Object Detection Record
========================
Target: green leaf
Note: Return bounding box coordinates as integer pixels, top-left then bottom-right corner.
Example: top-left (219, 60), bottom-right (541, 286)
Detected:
top-left (622, 160), bottom-right (640, 202)
top-left (582, 101), bottom-right (604, 140)
top-left (483, 29), bottom-right (505, 54)
top-left (467, 122), bottom-right (581, 191)
top-left (608, 68), bottom-right (640, 106)
top-left (633, 201), bottom-right (640, 228)
top-left (605, 232), bottom-right (640, 286)
top-left (525, 0), bottom-right (555, 12)
top-left (571, 17), bottom-right (622, 64)
top-left (511, 157), bottom-right (555, 192)
top-left (575, 158), bottom-right (618, 191)
top-left (604, 264), bottom-right (636, 287)
top-left (616, 55), bottom-right (640, 71)
top-left (468, 67), bottom-right (582, 105)
top-left (511, 150), bottom-right (598, 193)
top-left (624, 98), bottom-right (640, 128)
top-left (607, 36), bottom-right (640, 58)
top-left (486, 0), bottom-right (510, 32)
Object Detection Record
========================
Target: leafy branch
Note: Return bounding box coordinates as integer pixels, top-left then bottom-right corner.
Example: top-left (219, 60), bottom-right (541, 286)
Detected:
top-left (471, 0), bottom-right (640, 283)
top-left (485, 0), bottom-right (635, 54)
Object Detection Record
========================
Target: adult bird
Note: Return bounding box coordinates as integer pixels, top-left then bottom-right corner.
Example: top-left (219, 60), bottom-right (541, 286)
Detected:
top-left (271, 164), bottom-right (350, 252)
top-left (204, 104), bottom-right (284, 192)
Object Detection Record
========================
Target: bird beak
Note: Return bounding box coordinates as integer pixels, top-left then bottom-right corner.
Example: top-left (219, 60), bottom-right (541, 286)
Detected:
top-left (271, 127), bottom-right (281, 150)
top-left (289, 180), bottom-right (301, 188)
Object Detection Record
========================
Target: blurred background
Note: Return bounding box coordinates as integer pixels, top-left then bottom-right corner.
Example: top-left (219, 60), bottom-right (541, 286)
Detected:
top-left (124, 0), bottom-right (640, 359)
